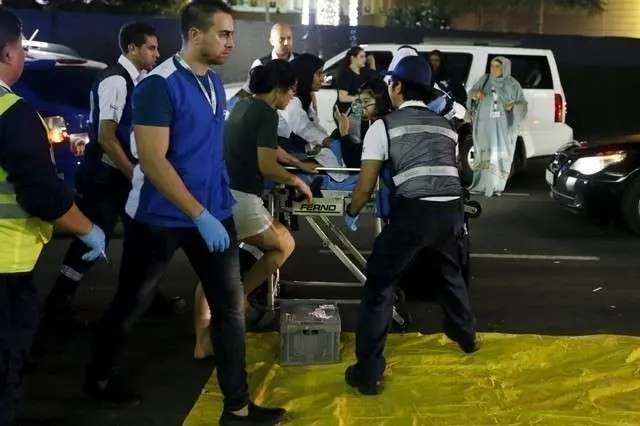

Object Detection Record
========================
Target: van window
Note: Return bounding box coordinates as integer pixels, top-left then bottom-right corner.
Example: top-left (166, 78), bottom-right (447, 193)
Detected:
top-left (486, 54), bottom-right (553, 90)
top-left (322, 50), bottom-right (473, 89)
top-left (419, 52), bottom-right (473, 86)
top-left (322, 50), bottom-right (391, 89)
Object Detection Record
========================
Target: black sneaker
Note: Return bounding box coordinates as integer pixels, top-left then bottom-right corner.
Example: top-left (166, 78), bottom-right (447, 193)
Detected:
top-left (41, 305), bottom-right (89, 333)
top-left (444, 330), bottom-right (480, 354)
top-left (344, 365), bottom-right (383, 395)
top-left (147, 293), bottom-right (186, 316)
top-left (219, 401), bottom-right (286, 425)
top-left (83, 374), bottom-right (142, 406)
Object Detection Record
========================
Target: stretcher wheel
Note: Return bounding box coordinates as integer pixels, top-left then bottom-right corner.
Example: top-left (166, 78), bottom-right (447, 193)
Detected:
top-left (394, 288), bottom-right (406, 305)
top-left (392, 308), bottom-right (412, 332)
top-left (464, 200), bottom-right (482, 219)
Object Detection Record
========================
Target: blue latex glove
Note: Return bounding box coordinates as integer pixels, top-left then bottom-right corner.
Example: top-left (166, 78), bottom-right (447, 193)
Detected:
top-left (77, 224), bottom-right (106, 262)
top-left (344, 213), bottom-right (359, 232)
top-left (194, 209), bottom-right (230, 252)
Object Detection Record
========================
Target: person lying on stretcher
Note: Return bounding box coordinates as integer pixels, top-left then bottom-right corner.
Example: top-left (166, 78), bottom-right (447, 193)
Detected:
top-left (192, 59), bottom-right (316, 360)
top-left (277, 53), bottom-right (354, 184)
top-left (330, 78), bottom-right (393, 168)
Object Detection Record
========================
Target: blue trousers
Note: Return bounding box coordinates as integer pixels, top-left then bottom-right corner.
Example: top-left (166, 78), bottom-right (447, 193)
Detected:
top-left (354, 198), bottom-right (477, 383)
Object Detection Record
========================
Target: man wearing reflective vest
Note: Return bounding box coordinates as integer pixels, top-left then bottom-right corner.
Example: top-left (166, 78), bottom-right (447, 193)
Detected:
top-left (343, 55), bottom-right (478, 396)
top-left (0, 7), bottom-right (106, 424)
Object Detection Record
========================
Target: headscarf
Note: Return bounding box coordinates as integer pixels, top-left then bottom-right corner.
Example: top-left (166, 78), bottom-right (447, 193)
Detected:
top-left (468, 56), bottom-right (527, 129)
top-left (489, 56), bottom-right (513, 89)
top-left (291, 53), bottom-right (325, 113)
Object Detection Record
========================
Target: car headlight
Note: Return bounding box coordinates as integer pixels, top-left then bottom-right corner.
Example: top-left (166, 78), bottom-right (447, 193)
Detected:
top-left (44, 115), bottom-right (68, 144)
top-left (569, 150), bottom-right (626, 175)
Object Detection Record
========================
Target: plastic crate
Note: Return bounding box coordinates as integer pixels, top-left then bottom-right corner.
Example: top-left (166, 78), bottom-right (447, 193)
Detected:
top-left (279, 302), bottom-right (341, 366)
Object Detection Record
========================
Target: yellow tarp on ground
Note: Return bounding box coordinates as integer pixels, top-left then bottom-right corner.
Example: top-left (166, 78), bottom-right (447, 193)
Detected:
top-left (184, 333), bottom-right (640, 425)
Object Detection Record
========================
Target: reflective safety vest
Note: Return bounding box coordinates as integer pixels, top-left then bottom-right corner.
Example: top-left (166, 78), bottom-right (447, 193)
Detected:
top-left (0, 91), bottom-right (54, 273)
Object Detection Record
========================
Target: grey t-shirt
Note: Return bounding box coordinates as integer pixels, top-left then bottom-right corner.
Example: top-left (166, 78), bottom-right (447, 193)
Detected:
top-left (224, 98), bottom-right (279, 195)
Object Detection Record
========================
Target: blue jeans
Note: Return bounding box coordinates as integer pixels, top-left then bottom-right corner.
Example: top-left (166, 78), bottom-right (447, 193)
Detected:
top-left (86, 218), bottom-right (250, 411)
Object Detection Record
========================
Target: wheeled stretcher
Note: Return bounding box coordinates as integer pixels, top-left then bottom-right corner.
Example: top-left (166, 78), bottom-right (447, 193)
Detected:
top-left (241, 166), bottom-right (482, 330)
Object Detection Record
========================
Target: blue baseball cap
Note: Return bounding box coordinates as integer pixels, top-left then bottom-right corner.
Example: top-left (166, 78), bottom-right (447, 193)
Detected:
top-left (385, 55), bottom-right (432, 88)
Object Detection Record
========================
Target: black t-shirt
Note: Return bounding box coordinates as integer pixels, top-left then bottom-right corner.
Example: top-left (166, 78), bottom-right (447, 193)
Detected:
top-left (335, 68), bottom-right (377, 113)
top-left (223, 98), bottom-right (279, 196)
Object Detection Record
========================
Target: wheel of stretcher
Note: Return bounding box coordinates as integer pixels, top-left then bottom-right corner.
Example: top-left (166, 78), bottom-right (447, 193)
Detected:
top-left (391, 308), bottom-right (412, 332)
top-left (239, 245), bottom-right (277, 330)
top-left (464, 200), bottom-right (482, 219)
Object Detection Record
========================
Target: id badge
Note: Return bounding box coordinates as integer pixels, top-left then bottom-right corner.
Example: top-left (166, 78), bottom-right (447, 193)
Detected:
top-left (490, 110), bottom-right (501, 119)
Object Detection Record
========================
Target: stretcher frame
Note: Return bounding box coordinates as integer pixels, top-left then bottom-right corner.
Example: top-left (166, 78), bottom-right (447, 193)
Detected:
top-left (260, 166), bottom-right (409, 329)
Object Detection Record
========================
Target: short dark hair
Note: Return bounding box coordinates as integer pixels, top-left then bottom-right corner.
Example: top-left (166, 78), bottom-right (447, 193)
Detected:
top-left (0, 7), bottom-right (22, 52)
top-left (249, 59), bottom-right (296, 95)
top-left (391, 78), bottom-right (433, 103)
top-left (118, 22), bottom-right (157, 54)
top-left (180, 0), bottom-right (234, 40)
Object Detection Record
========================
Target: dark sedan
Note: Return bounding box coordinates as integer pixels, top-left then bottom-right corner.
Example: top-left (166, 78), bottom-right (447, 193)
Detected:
top-left (546, 135), bottom-right (640, 234)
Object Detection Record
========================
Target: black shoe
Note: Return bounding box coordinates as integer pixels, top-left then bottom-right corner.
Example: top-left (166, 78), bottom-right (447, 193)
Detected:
top-left (219, 401), bottom-right (286, 425)
top-left (83, 374), bottom-right (142, 406)
top-left (444, 330), bottom-right (480, 354)
top-left (147, 293), bottom-right (186, 316)
top-left (41, 305), bottom-right (89, 333)
top-left (344, 365), bottom-right (383, 395)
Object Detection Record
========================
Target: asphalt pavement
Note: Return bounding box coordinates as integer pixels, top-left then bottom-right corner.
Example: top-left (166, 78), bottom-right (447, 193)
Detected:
top-left (18, 158), bottom-right (640, 425)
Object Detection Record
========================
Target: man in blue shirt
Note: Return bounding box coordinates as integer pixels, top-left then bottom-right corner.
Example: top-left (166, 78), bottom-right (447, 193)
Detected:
top-left (84, 2), bottom-right (286, 424)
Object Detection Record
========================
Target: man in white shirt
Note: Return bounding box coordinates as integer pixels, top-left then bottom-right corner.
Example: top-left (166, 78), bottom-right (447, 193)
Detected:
top-left (42, 22), bottom-right (181, 332)
top-left (234, 23), bottom-right (298, 100)
top-left (343, 55), bottom-right (478, 396)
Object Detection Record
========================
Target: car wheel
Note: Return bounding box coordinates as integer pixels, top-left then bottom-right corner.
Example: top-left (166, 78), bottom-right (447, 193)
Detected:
top-left (620, 177), bottom-right (640, 235)
top-left (459, 133), bottom-right (474, 176)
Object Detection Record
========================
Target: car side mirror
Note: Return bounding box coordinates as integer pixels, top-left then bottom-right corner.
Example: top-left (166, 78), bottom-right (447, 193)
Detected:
top-left (321, 75), bottom-right (333, 88)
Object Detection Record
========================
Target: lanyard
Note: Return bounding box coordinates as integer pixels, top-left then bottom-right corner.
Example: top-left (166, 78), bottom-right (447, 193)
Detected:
top-left (175, 53), bottom-right (217, 113)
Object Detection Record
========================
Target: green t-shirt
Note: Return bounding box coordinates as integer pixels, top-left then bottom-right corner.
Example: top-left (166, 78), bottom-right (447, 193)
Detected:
top-left (223, 98), bottom-right (279, 195)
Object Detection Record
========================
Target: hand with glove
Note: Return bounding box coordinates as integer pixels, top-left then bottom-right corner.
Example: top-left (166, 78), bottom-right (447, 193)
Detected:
top-left (194, 209), bottom-right (230, 252)
top-left (344, 203), bottom-right (359, 232)
top-left (77, 224), bottom-right (106, 262)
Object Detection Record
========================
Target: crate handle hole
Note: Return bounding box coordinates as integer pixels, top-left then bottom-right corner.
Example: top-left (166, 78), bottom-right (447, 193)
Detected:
top-left (302, 329), bottom-right (319, 335)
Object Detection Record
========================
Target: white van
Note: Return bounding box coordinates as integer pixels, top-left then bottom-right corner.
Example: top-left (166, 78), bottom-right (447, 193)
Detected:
top-left (225, 41), bottom-right (574, 174)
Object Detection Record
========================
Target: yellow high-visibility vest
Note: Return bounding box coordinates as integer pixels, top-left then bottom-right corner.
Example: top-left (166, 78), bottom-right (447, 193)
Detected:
top-left (0, 90), bottom-right (54, 273)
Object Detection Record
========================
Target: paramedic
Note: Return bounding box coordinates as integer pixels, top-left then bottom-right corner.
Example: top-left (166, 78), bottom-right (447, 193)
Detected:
top-left (84, 2), bottom-right (287, 424)
top-left (343, 55), bottom-right (478, 395)
top-left (0, 7), bottom-right (106, 424)
top-left (42, 22), bottom-right (182, 332)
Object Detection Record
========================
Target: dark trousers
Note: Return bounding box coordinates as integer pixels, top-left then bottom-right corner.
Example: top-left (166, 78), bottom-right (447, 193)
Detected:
top-left (355, 198), bottom-right (477, 383)
top-left (46, 163), bottom-right (131, 311)
top-left (86, 218), bottom-right (250, 411)
top-left (0, 272), bottom-right (38, 426)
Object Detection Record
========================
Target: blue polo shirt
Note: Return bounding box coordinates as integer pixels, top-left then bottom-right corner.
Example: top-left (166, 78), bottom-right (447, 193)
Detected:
top-left (125, 55), bottom-right (235, 227)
